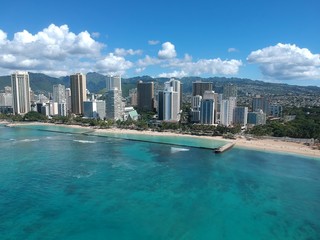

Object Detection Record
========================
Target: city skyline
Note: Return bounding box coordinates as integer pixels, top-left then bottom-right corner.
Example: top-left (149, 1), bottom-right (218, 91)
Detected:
top-left (0, 0), bottom-right (319, 86)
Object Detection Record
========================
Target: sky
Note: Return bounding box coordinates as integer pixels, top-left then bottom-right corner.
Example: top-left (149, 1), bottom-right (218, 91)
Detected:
top-left (0, 0), bottom-right (319, 86)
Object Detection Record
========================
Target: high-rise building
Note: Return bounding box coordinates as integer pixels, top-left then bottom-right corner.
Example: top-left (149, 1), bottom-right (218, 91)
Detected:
top-left (220, 97), bottom-right (237, 126)
top-left (83, 100), bottom-right (106, 119)
top-left (223, 83), bottom-right (237, 99)
top-left (191, 95), bottom-right (202, 123)
top-left (70, 73), bottom-right (87, 115)
top-left (106, 76), bottom-right (121, 91)
top-left (0, 92), bottom-right (12, 107)
top-left (105, 89), bottom-right (123, 120)
top-left (252, 95), bottom-right (270, 114)
top-left (200, 92), bottom-right (215, 125)
top-left (65, 88), bottom-right (71, 114)
top-left (11, 72), bottom-right (31, 115)
top-left (53, 84), bottom-right (66, 103)
top-left (269, 105), bottom-right (283, 117)
top-left (129, 88), bottom-right (138, 106)
top-left (248, 110), bottom-right (266, 125)
top-left (192, 81), bottom-right (213, 97)
top-left (158, 79), bottom-right (181, 122)
top-left (137, 81), bottom-right (154, 111)
top-left (233, 106), bottom-right (248, 126)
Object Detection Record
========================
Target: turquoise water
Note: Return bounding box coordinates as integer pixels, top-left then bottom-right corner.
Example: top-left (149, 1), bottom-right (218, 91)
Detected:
top-left (0, 124), bottom-right (320, 240)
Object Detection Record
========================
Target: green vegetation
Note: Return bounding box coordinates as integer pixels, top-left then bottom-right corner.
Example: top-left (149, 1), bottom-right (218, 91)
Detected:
top-left (248, 107), bottom-right (320, 139)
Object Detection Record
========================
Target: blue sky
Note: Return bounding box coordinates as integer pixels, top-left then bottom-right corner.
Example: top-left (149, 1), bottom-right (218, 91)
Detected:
top-left (0, 0), bottom-right (319, 86)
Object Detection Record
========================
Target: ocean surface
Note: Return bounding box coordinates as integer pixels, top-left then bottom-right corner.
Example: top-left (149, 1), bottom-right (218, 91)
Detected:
top-left (0, 124), bottom-right (320, 240)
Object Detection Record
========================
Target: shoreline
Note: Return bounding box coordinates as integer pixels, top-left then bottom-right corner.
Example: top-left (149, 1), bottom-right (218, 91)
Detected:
top-left (4, 121), bottom-right (320, 159)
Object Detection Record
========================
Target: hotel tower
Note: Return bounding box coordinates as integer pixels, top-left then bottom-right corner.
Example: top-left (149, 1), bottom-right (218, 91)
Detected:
top-left (11, 71), bottom-right (31, 115)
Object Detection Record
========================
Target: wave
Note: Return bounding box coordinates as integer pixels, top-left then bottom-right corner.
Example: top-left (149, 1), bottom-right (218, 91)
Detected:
top-left (170, 147), bottom-right (190, 154)
top-left (73, 140), bottom-right (96, 144)
top-left (20, 139), bottom-right (40, 142)
top-left (73, 170), bottom-right (96, 179)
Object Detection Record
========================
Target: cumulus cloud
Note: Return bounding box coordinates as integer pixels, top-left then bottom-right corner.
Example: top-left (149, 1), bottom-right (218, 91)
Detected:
top-left (158, 70), bottom-right (188, 78)
top-left (0, 24), bottom-right (105, 76)
top-left (114, 48), bottom-right (143, 57)
top-left (148, 40), bottom-right (160, 45)
top-left (247, 43), bottom-right (320, 80)
top-left (158, 42), bottom-right (177, 59)
top-left (160, 57), bottom-right (242, 76)
top-left (95, 53), bottom-right (133, 75)
top-left (137, 55), bottom-right (161, 67)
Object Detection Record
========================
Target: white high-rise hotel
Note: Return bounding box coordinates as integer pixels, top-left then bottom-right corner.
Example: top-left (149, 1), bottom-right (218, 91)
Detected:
top-left (11, 72), bottom-right (31, 115)
top-left (158, 79), bottom-right (181, 122)
top-left (105, 76), bottom-right (124, 120)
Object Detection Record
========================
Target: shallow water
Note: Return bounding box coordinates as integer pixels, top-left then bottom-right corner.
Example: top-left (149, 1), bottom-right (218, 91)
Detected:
top-left (0, 125), bottom-right (319, 239)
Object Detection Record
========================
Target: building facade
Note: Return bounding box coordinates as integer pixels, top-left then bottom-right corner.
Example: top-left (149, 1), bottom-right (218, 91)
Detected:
top-left (137, 81), bottom-right (154, 111)
top-left (11, 72), bottom-right (31, 115)
top-left (83, 100), bottom-right (106, 119)
top-left (105, 89), bottom-right (123, 120)
top-left (106, 76), bottom-right (121, 92)
top-left (53, 84), bottom-right (66, 104)
top-left (192, 81), bottom-right (213, 97)
top-left (223, 83), bottom-right (237, 99)
top-left (70, 73), bottom-right (87, 115)
top-left (233, 106), bottom-right (248, 126)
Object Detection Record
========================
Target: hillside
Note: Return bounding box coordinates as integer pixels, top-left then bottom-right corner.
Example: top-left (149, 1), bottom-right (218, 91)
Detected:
top-left (1, 72), bottom-right (320, 101)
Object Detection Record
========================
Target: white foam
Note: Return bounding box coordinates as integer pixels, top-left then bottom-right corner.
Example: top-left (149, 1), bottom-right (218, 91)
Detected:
top-left (170, 147), bottom-right (190, 154)
top-left (73, 140), bottom-right (96, 144)
top-left (20, 139), bottom-right (40, 142)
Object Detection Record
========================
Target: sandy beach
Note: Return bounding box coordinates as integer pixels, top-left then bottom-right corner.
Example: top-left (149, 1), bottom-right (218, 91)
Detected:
top-left (4, 121), bottom-right (320, 158)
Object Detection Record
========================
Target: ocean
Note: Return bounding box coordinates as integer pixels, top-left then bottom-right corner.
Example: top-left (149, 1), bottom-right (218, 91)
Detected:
top-left (0, 124), bottom-right (319, 240)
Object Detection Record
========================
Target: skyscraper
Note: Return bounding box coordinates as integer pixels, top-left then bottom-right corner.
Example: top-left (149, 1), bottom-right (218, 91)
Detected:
top-left (192, 81), bottom-right (213, 97)
top-left (105, 76), bottom-right (123, 120)
top-left (106, 76), bottom-right (121, 91)
top-left (105, 89), bottom-right (123, 120)
top-left (223, 83), bottom-right (237, 99)
top-left (158, 79), bottom-right (181, 122)
top-left (190, 95), bottom-right (202, 123)
top-left (70, 73), bottom-right (87, 115)
top-left (200, 91), bottom-right (215, 125)
top-left (233, 106), bottom-right (248, 126)
top-left (11, 72), bottom-right (30, 115)
top-left (252, 95), bottom-right (270, 114)
top-left (53, 84), bottom-right (66, 104)
top-left (137, 81), bottom-right (154, 111)
top-left (220, 97), bottom-right (237, 126)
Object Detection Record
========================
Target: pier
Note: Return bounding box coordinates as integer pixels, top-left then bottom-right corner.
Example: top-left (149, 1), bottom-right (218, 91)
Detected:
top-left (214, 142), bottom-right (235, 153)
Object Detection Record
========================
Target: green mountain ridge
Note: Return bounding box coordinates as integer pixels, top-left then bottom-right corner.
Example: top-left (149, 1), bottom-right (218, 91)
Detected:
top-left (1, 72), bottom-right (319, 98)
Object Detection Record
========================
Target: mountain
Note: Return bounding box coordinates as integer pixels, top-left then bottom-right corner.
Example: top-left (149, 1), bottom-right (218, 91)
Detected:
top-left (1, 72), bottom-right (319, 100)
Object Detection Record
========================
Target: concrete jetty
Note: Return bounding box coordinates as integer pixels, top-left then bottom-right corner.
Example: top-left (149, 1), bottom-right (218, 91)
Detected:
top-left (214, 142), bottom-right (235, 153)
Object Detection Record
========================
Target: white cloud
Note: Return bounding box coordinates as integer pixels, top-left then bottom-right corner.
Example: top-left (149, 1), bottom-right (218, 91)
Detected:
top-left (158, 42), bottom-right (177, 59)
top-left (148, 40), bottom-right (160, 45)
top-left (137, 55), bottom-right (161, 67)
top-left (161, 57), bottom-right (242, 76)
top-left (91, 32), bottom-right (100, 38)
top-left (95, 53), bottom-right (133, 75)
top-left (0, 24), bottom-right (105, 75)
top-left (247, 43), bottom-right (320, 80)
top-left (228, 48), bottom-right (238, 53)
top-left (158, 70), bottom-right (187, 78)
top-left (135, 67), bottom-right (145, 73)
top-left (0, 30), bottom-right (7, 44)
top-left (114, 48), bottom-right (143, 57)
